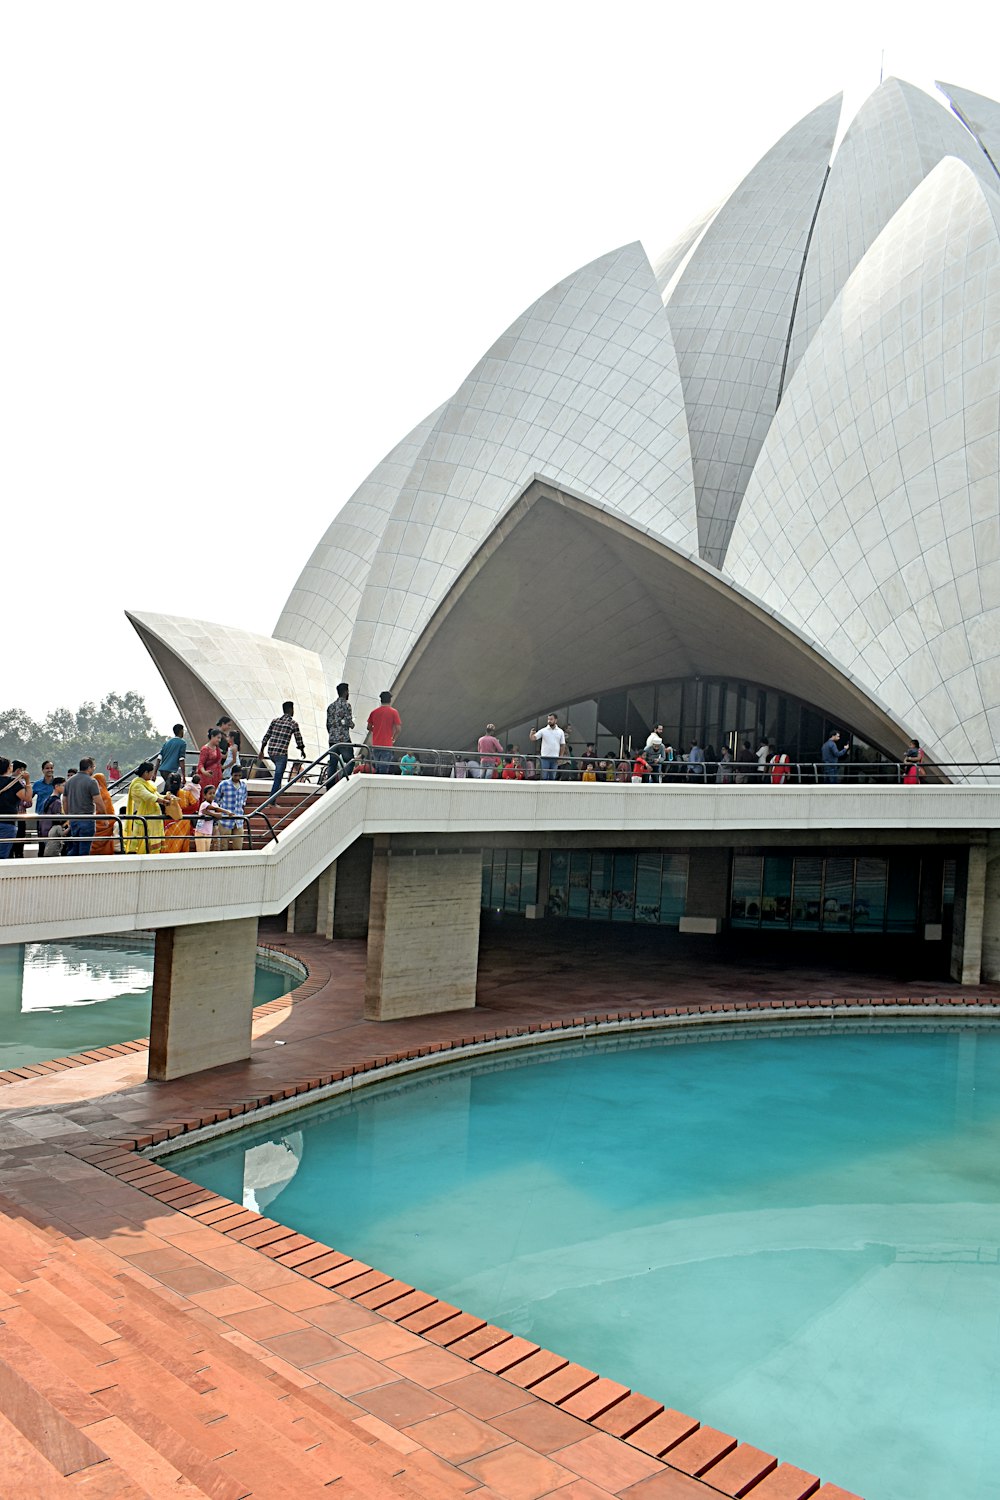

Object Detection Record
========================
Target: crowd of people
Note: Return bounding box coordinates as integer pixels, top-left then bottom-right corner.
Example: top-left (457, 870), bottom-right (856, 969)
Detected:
top-left (0, 683), bottom-right (930, 860)
top-left (0, 716), bottom-right (252, 859)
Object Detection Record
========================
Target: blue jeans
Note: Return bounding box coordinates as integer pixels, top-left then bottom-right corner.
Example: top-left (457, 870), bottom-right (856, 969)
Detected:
top-left (269, 755), bottom-right (287, 797)
top-left (0, 821), bottom-right (15, 858)
top-left (373, 746), bottom-right (392, 774)
top-left (67, 819), bottom-right (93, 856)
top-left (541, 757), bottom-right (558, 781)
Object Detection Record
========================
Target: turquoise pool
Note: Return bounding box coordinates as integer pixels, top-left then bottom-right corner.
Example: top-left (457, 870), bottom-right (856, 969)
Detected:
top-left (0, 938), bottom-right (300, 1069)
top-left (170, 1021), bottom-right (1000, 1500)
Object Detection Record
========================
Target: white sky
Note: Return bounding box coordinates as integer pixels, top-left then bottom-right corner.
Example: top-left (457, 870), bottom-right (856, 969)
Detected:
top-left (3, 0), bottom-right (999, 731)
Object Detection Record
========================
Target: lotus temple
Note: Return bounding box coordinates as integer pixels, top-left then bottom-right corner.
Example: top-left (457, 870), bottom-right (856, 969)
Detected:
top-left (6, 77), bottom-right (1000, 1500)
top-left (130, 76), bottom-right (1000, 777)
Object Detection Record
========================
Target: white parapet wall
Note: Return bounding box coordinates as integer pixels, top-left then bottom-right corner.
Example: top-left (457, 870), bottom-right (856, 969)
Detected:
top-left (1, 780), bottom-right (999, 946)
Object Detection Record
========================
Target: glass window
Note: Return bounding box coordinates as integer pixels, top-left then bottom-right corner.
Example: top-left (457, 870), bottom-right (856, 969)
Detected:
top-left (504, 853), bottom-right (523, 913)
top-left (611, 854), bottom-right (636, 921)
top-left (822, 857), bottom-right (854, 931)
top-left (854, 857), bottom-right (887, 930)
top-left (635, 853), bottom-right (661, 923)
top-left (567, 701), bottom-right (597, 749)
top-left (627, 688), bottom-right (655, 753)
top-left (660, 853), bottom-right (688, 925)
top-left (521, 852), bottom-right (538, 908)
top-left (597, 691), bottom-right (627, 745)
top-left (943, 858), bottom-right (956, 908)
top-left (549, 850), bottom-right (569, 918)
top-left (568, 852), bottom-right (591, 918)
top-left (887, 856), bottom-right (921, 933)
top-left (656, 683), bottom-right (683, 746)
top-left (761, 856), bottom-right (792, 926)
top-left (482, 855), bottom-right (493, 907)
top-left (791, 857), bottom-right (822, 929)
top-left (591, 853), bottom-right (612, 917)
top-left (731, 855), bottom-right (763, 926)
top-left (490, 852), bottom-right (506, 909)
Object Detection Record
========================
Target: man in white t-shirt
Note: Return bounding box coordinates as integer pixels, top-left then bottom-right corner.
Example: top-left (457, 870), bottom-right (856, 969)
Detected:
top-left (529, 713), bottom-right (567, 781)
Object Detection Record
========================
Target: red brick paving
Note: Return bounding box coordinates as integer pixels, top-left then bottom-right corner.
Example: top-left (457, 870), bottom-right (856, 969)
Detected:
top-left (0, 919), bottom-right (978, 1496)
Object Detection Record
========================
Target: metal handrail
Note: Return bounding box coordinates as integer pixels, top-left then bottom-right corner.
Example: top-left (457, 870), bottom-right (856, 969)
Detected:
top-left (0, 809), bottom-right (266, 856)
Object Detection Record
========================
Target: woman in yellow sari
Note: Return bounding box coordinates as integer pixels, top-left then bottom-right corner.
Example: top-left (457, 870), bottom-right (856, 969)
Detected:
top-left (161, 773), bottom-right (196, 853)
top-left (88, 772), bottom-right (117, 855)
top-left (123, 762), bottom-right (165, 854)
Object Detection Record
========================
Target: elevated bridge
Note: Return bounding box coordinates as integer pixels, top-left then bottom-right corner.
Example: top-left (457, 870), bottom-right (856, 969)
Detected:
top-left (3, 779), bottom-right (999, 1080)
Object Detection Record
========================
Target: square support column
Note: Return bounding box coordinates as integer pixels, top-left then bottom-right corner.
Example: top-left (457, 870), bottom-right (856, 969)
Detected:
top-left (149, 917), bottom-right (259, 1080)
top-left (286, 877), bottom-right (320, 934)
top-left (681, 846), bottom-right (730, 935)
top-left (365, 848), bottom-right (482, 1021)
top-left (950, 845), bottom-right (988, 985)
top-left (333, 838), bottom-right (373, 939)
top-left (982, 853), bottom-right (1000, 984)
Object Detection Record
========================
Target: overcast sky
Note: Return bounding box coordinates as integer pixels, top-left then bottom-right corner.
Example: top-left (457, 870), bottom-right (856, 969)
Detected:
top-left (3, 1), bottom-right (998, 731)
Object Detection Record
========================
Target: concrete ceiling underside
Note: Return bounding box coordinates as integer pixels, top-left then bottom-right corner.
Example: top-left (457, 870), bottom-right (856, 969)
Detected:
top-left (392, 482), bottom-right (911, 756)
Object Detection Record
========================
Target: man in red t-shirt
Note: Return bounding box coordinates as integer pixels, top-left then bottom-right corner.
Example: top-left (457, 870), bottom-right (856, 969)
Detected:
top-left (367, 691), bottom-right (402, 774)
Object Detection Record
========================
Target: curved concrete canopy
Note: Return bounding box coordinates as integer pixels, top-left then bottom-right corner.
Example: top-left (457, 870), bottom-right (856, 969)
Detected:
top-left (389, 480), bottom-right (915, 757)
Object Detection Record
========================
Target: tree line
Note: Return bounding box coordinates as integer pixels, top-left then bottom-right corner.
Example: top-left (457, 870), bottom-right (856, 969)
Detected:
top-left (0, 693), bottom-right (162, 777)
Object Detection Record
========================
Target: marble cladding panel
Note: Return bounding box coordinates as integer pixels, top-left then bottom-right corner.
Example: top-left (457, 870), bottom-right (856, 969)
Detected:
top-left (342, 241), bottom-right (699, 709)
top-left (130, 611), bottom-right (331, 754)
top-left (726, 158), bottom-right (1000, 766)
top-left (663, 93), bottom-right (842, 567)
top-left (785, 78), bottom-right (999, 385)
top-left (273, 405), bottom-right (446, 674)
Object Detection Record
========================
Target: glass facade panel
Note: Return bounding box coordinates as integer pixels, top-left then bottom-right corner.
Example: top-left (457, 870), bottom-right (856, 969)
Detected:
top-left (660, 854), bottom-right (688, 925)
top-left (761, 856), bottom-right (792, 927)
top-left (822, 858), bottom-right (855, 931)
top-left (591, 853), bottom-right (613, 917)
top-left (853, 857), bottom-right (887, 929)
top-left (635, 853), bottom-right (661, 923)
top-left (627, 688), bottom-right (655, 752)
top-left (731, 856), bottom-right (763, 926)
top-left (611, 854), bottom-right (636, 921)
top-left (548, 850), bottom-right (569, 918)
top-left (887, 856), bottom-right (921, 933)
top-left (567, 701), bottom-right (597, 747)
top-left (791, 857), bottom-right (822, 930)
top-left (568, 852), bottom-right (591, 918)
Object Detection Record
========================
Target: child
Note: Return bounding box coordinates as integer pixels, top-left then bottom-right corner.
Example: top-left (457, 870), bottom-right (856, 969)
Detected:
top-left (581, 763), bottom-right (597, 783)
top-left (632, 753), bottom-right (651, 783)
top-left (399, 752), bottom-right (420, 776)
top-left (194, 786), bottom-right (222, 852)
top-left (501, 757), bottom-right (524, 780)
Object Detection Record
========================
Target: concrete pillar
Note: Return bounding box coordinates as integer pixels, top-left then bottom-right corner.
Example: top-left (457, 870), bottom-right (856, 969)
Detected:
top-left (365, 848), bottom-right (482, 1021)
top-left (333, 838), bottom-right (373, 939)
top-left (950, 844), bottom-right (988, 985)
top-left (681, 846), bottom-right (729, 935)
top-left (149, 917), bottom-right (259, 1081)
top-left (318, 864), bottom-right (337, 941)
top-left (982, 853), bottom-right (1000, 983)
top-left (286, 877), bottom-right (320, 934)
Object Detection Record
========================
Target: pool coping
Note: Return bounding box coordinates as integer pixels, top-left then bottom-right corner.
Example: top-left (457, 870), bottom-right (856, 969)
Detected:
top-left (64, 993), bottom-right (1000, 1500)
top-left (0, 940), bottom-right (308, 1087)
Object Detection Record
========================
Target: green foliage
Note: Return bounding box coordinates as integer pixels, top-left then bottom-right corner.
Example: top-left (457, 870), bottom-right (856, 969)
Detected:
top-left (0, 693), bottom-right (161, 777)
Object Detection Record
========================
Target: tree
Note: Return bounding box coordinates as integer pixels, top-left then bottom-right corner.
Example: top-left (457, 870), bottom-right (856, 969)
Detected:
top-left (0, 693), bottom-right (162, 777)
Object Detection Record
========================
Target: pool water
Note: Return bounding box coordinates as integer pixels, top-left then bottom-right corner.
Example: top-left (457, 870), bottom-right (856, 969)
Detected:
top-left (171, 1022), bottom-right (1000, 1500)
top-left (0, 939), bottom-right (299, 1068)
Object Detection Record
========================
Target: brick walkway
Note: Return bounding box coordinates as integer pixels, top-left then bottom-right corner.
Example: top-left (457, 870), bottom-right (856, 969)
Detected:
top-left (2, 921), bottom-right (996, 1498)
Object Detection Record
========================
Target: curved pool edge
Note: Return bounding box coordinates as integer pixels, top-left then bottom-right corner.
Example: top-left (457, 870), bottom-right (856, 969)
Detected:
top-left (70, 997), bottom-right (1000, 1500)
top-left (0, 941), bottom-right (310, 1087)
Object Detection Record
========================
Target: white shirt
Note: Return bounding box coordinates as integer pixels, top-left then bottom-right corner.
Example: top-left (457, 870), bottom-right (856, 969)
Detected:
top-left (534, 725), bottom-right (566, 758)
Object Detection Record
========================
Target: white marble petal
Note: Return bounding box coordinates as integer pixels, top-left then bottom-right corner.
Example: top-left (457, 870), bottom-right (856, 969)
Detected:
top-left (726, 157), bottom-right (1000, 767)
top-left (938, 82), bottom-right (1000, 180)
top-left (342, 242), bottom-right (698, 709)
top-left (273, 406), bottom-right (445, 675)
top-left (663, 94), bottom-right (842, 566)
top-left (785, 78), bottom-right (997, 386)
top-left (128, 611), bottom-right (329, 756)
